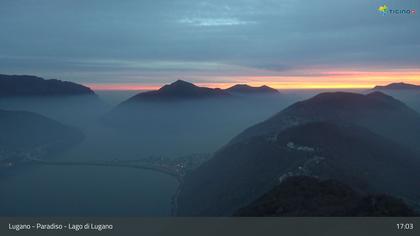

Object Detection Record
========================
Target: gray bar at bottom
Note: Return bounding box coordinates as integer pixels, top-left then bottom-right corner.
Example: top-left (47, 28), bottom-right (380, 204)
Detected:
top-left (0, 217), bottom-right (419, 236)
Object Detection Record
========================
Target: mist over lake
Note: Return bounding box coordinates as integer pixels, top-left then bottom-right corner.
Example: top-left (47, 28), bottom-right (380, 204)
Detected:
top-left (1, 77), bottom-right (419, 217)
top-left (0, 89), bottom-right (303, 216)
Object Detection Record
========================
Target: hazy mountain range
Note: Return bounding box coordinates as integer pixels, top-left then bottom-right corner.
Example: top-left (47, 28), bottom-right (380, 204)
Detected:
top-left (123, 80), bottom-right (230, 103)
top-left (1, 74), bottom-right (420, 217)
top-left (0, 75), bottom-right (93, 166)
top-left (226, 84), bottom-right (280, 95)
top-left (0, 75), bottom-right (106, 127)
top-left (103, 80), bottom-right (287, 155)
top-left (177, 91), bottom-right (420, 216)
top-left (0, 109), bottom-right (83, 166)
top-left (232, 92), bottom-right (420, 153)
top-left (121, 80), bottom-right (280, 104)
top-left (371, 82), bottom-right (420, 113)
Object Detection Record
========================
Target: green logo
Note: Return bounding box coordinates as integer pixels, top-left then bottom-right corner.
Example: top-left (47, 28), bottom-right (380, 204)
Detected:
top-left (378, 4), bottom-right (388, 14)
top-left (377, 4), bottom-right (416, 15)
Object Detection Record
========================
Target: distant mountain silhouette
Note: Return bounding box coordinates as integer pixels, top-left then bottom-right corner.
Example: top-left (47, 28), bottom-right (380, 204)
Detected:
top-left (120, 81), bottom-right (282, 105)
top-left (0, 74), bottom-right (95, 97)
top-left (235, 176), bottom-right (417, 217)
top-left (104, 80), bottom-right (286, 155)
top-left (374, 82), bottom-right (420, 90)
top-left (0, 109), bottom-right (83, 163)
top-left (225, 84), bottom-right (280, 95)
top-left (124, 80), bottom-right (230, 103)
top-left (370, 83), bottom-right (420, 113)
top-left (177, 93), bottom-right (420, 216)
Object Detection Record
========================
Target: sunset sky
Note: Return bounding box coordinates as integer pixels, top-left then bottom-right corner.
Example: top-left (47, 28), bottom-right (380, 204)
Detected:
top-left (0, 0), bottom-right (419, 90)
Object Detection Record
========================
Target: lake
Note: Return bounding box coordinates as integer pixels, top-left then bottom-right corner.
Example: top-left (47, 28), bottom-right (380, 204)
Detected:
top-left (0, 164), bottom-right (178, 216)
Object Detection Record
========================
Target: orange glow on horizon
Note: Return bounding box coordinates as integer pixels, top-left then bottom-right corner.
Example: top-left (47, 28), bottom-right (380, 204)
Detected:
top-left (86, 83), bottom-right (162, 91)
top-left (86, 71), bottom-right (420, 91)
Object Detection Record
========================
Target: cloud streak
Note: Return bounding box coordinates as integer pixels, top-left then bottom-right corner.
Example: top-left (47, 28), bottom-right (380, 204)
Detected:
top-left (178, 17), bottom-right (255, 26)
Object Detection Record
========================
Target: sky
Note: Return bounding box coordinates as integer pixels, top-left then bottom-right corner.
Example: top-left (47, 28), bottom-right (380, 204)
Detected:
top-left (0, 0), bottom-right (419, 90)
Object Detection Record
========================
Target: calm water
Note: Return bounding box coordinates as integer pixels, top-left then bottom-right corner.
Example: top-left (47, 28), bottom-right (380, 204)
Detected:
top-left (0, 164), bottom-right (178, 216)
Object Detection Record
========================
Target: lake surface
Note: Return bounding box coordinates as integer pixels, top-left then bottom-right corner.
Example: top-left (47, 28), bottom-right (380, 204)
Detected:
top-left (0, 164), bottom-right (178, 216)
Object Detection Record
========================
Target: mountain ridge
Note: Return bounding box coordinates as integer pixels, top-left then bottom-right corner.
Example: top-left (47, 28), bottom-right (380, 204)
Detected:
top-left (177, 121), bottom-right (420, 216)
top-left (234, 176), bottom-right (417, 217)
top-left (230, 91), bottom-right (420, 153)
top-left (0, 74), bottom-right (95, 97)
top-left (0, 109), bottom-right (84, 164)
top-left (374, 82), bottom-right (420, 90)
top-left (225, 84), bottom-right (280, 95)
top-left (124, 80), bottom-right (230, 103)
top-left (121, 80), bottom-right (279, 104)
top-left (177, 93), bottom-right (420, 216)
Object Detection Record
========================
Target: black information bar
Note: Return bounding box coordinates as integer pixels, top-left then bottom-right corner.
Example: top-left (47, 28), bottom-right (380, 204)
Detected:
top-left (1, 217), bottom-right (419, 236)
